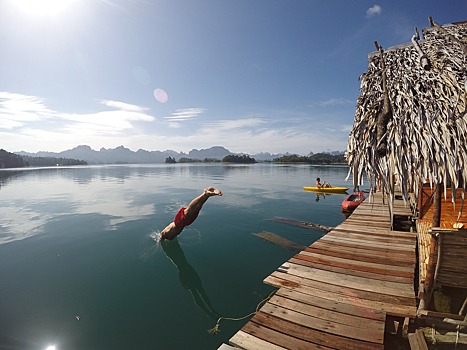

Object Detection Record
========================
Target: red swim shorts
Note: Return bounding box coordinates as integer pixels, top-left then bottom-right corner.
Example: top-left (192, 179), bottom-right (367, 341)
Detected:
top-left (173, 207), bottom-right (199, 228)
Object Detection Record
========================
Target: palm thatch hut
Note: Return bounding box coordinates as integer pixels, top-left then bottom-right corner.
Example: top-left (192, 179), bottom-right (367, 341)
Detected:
top-left (347, 18), bottom-right (467, 346)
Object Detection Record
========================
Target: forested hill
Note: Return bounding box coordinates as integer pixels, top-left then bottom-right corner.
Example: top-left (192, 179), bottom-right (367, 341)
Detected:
top-left (0, 149), bottom-right (28, 168)
top-left (273, 153), bottom-right (346, 164)
top-left (0, 149), bottom-right (87, 168)
top-left (20, 155), bottom-right (87, 167)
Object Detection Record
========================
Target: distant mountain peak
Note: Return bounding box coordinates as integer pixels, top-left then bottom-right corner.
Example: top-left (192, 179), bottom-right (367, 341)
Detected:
top-left (13, 144), bottom-right (344, 164)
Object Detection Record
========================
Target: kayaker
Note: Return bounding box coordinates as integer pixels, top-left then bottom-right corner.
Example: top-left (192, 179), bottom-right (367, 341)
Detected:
top-left (316, 177), bottom-right (332, 189)
top-left (160, 187), bottom-right (223, 241)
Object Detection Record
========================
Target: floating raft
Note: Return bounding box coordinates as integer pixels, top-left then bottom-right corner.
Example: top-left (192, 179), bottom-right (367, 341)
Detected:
top-left (219, 192), bottom-right (417, 350)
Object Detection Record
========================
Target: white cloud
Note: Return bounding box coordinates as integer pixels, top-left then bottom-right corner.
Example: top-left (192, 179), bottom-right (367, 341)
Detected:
top-left (0, 92), bottom-right (350, 155)
top-left (66, 109), bottom-right (154, 134)
top-left (0, 92), bottom-right (53, 128)
top-left (135, 115), bottom-right (348, 155)
top-left (164, 108), bottom-right (205, 122)
top-left (202, 117), bottom-right (266, 131)
top-left (0, 92), bottom-right (154, 133)
top-left (317, 98), bottom-right (353, 107)
top-left (163, 108), bottom-right (205, 128)
top-left (100, 99), bottom-right (149, 112)
top-left (366, 4), bottom-right (382, 18)
top-left (0, 92), bottom-right (156, 152)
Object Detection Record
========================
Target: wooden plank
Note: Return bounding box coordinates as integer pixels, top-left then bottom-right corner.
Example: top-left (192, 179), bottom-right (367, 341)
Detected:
top-left (417, 309), bottom-right (465, 321)
top-left (271, 217), bottom-right (333, 232)
top-left (325, 230), bottom-right (415, 244)
top-left (332, 229), bottom-right (416, 242)
top-left (337, 221), bottom-right (391, 230)
top-left (258, 303), bottom-right (384, 344)
top-left (275, 288), bottom-right (386, 321)
top-left (348, 208), bottom-right (390, 213)
top-left (344, 217), bottom-right (391, 225)
top-left (251, 312), bottom-right (384, 350)
top-left (290, 256), bottom-right (414, 283)
top-left (253, 231), bottom-right (306, 250)
top-left (297, 250), bottom-right (415, 275)
top-left (229, 330), bottom-right (288, 350)
top-left (240, 321), bottom-right (335, 350)
top-left (344, 218), bottom-right (391, 225)
top-left (306, 243), bottom-right (415, 266)
top-left (319, 235), bottom-right (414, 252)
top-left (333, 225), bottom-right (417, 239)
top-left (268, 295), bottom-right (383, 331)
top-left (264, 275), bottom-right (417, 318)
top-left (408, 329), bottom-right (429, 350)
top-left (265, 272), bottom-right (417, 312)
top-left (328, 228), bottom-right (414, 241)
top-left (310, 240), bottom-right (416, 261)
top-left (218, 344), bottom-right (239, 350)
top-left (281, 262), bottom-right (414, 297)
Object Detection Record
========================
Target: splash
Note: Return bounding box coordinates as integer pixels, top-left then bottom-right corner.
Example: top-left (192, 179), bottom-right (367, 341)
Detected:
top-left (149, 230), bottom-right (162, 243)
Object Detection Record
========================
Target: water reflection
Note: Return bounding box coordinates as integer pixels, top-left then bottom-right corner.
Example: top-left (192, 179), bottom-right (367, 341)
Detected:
top-left (314, 193), bottom-right (331, 202)
top-left (0, 164), bottom-right (355, 245)
top-left (0, 166), bottom-right (161, 244)
top-left (161, 239), bottom-right (220, 320)
top-left (0, 170), bottom-right (23, 188)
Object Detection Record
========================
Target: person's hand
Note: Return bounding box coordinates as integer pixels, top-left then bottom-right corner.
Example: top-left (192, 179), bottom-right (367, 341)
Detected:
top-left (204, 187), bottom-right (223, 196)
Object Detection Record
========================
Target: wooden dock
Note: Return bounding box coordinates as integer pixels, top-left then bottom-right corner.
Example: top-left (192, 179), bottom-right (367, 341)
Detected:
top-left (220, 192), bottom-right (418, 350)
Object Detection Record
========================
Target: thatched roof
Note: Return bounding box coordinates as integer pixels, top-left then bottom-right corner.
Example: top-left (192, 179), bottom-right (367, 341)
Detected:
top-left (347, 18), bottom-right (467, 218)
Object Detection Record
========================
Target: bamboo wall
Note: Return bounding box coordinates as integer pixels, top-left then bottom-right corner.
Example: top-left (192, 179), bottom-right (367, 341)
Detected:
top-left (418, 186), bottom-right (467, 228)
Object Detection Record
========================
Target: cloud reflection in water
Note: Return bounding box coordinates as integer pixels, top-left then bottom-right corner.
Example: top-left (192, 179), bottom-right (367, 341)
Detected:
top-left (0, 167), bottom-right (161, 244)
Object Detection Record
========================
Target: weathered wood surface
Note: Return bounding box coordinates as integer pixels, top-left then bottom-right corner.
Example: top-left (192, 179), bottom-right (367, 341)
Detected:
top-left (408, 329), bottom-right (429, 350)
top-left (221, 192), bottom-right (417, 350)
top-left (271, 217), bottom-right (333, 232)
top-left (253, 231), bottom-right (306, 251)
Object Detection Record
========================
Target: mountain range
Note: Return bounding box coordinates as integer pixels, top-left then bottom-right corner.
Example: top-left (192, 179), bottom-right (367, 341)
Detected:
top-left (17, 145), bottom-right (344, 164)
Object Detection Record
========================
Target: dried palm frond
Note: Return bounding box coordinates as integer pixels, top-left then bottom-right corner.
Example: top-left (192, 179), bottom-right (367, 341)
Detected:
top-left (347, 19), bottom-right (467, 222)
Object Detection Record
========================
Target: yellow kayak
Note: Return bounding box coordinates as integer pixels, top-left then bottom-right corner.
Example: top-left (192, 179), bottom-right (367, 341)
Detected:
top-left (303, 186), bottom-right (349, 193)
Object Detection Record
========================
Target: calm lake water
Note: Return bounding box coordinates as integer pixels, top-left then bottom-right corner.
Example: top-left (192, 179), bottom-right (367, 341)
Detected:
top-left (0, 164), bottom-right (356, 350)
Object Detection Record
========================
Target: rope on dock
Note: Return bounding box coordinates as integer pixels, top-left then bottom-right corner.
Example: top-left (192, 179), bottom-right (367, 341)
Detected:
top-left (207, 290), bottom-right (277, 335)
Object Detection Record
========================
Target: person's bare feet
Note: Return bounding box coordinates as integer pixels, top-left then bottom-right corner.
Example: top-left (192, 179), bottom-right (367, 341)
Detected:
top-left (204, 187), bottom-right (222, 196)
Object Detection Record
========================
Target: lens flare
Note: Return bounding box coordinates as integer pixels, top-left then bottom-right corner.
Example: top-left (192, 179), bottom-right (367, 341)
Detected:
top-left (153, 88), bottom-right (168, 103)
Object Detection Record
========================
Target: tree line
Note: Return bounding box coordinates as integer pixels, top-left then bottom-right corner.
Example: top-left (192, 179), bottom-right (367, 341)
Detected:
top-left (165, 154), bottom-right (256, 164)
top-left (164, 153), bottom-right (346, 164)
top-left (273, 153), bottom-right (346, 164)
top-left (0, 149), bottom-right (87, 168)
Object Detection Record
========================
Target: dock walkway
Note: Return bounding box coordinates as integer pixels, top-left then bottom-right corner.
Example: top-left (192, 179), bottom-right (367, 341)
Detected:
top-left (221, 192), bottom-right (418, 350)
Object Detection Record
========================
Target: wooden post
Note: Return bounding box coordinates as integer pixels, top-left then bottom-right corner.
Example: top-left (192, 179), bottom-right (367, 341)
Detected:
top-left (421, 232), bottom-right (437, 310)
top-left (432, 183), bottom-right (442, 227)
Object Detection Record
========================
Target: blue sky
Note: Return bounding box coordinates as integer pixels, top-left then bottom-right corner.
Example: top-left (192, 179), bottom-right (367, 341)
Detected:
top-left (1, 0), bottom-right (465, 155)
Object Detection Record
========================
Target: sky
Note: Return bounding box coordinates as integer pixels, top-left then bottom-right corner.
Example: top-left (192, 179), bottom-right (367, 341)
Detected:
top-left (0, 0), bottom-right (465, 155)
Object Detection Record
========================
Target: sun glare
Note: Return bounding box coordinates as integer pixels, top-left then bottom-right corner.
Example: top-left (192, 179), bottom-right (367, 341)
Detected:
top-left (10, 0), bottom-right (76, 17)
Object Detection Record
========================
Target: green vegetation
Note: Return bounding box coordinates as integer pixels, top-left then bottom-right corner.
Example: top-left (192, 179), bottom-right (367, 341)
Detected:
top-left (0, 149), bottom-right (28, 168)
top-left (273, 153), bottom-right (346, 164)
top-left (166, 154), bottom-right (256, 164)
top-left (178, 157), bottom-right (221, 163)
top-left (0, 149), bottom-right (87, 168)
top-left (20, 155), bottom-right (87, 167)
top-left (222, 154), bottom-right (256, 163)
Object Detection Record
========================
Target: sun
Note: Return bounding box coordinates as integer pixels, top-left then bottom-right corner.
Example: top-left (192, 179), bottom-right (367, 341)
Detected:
top-left (10, 0), bottom-right (77, 17)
